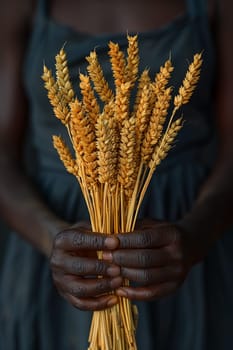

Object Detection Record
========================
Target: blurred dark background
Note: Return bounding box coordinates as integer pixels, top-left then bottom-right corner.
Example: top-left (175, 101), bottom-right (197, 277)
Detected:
top-left (0, 221), bottom-right (8, 270)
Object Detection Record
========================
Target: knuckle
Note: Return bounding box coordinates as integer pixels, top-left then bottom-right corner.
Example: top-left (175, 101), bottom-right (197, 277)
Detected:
top-left (120, 235), bottom-right (132, 248)
top-left (95, 260), bottom-right (107, 275)
top-left (137, 251), bottom-right (153, 267)
top-left (95, 280), bottom-right (109, 294)
top-left (137, 231), bottom-right (153, 248)
top-left (71, 260), bottom-right (86, 274)
top-left (70, 285), bottom-right (87, 298)
top-left (72, 232), bottom-right (85, 248)
top-left (113, 252), bottom-right (125, 265)
top-left (54, 232), bottom-right (66, 248)
top-left (92, 235), bottom-right (105, 249)
top-left (140, 270), bottom-right (151, 283)
top-left (72, 232), bottom-right (104, 250)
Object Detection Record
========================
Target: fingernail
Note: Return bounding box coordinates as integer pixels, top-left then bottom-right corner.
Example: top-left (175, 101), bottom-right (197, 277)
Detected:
top-left (103, 251), bottom-right (113, 261)
top-left (107, 265), bottom-right (120, 276)
top-left (116, 288), bottom-right (127, 297)
top-left (107, 296), bottom-right (118, 307)
top-left (105, 236), bottom-right (118, 249)
top-left (110, 276), bottom-right (123, 289)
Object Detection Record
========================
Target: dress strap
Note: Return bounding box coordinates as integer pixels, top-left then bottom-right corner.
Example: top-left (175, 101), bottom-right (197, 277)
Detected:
top-left (186, 0), bottom-right (208, 18)
top-left (35, 0), bottom-right (49, 22)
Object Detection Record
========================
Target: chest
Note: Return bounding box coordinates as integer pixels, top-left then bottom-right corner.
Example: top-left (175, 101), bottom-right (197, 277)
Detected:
top-left (50, 0), bottom-right (215, 34)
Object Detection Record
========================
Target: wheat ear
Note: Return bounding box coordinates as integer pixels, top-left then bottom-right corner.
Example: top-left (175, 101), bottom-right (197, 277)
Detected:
top-left (69, 99), bottom-right (85, 160)
top-left (79, 73), bottom-right (100, 124)
top-left (53, 135), bottom-right (78, 176)
top-left (115, 82), bottom-right (131, 125)
top-left (42, 65), bottom-right (70, 125)
top-left (86, 51), bottom-right (114, 103)
top-left (135, 84), bottom-right (151, 150)
top-left (126, 34), bottom-right (139, 87)
top-left (118, 117), bottom-right (137, 196)
top-left (133, 69), bottom-right (151, 114)
top-left (55, 48), bottom-right (75, 104)
top-left (141, 87), bottom-right (172, 163)
top-left (131, 117), bottom-right (183, 229)
top-left (174, 53), bottom-right (202, 108)
top-left (153, 59), bottom-right (174, 95)
top-left (108, 41), bottom-right (126, 87)
top-left (149, 117), bottom-right (183, 170)
top-left (96, 115), bottom-right (119, 185)
top-left (103, 99), bottom-right (115, 119)
top-left (69, 99), bottom-right (98, 184)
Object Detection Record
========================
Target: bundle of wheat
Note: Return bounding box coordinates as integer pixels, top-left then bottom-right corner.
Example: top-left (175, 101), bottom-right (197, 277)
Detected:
top-left (42, 35), bottom-right (202, 350)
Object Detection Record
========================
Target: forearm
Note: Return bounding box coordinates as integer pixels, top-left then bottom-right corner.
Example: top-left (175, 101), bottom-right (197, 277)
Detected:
top-left (178, 153), bottom-right (233, 248)
top-left (0, 155), bottom-right (67, 257)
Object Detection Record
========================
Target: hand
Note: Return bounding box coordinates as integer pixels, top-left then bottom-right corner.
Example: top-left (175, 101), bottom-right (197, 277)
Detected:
top-left (103, 220), bottom-right (200, 301)
top-left (50, 222), bottom-right (122, 311)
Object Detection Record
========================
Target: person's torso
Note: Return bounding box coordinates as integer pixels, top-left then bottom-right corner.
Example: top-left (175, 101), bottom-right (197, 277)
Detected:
top-left (23, 0), bottom-right (216, 179)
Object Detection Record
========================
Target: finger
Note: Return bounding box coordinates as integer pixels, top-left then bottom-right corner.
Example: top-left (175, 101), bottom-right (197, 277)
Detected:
top-left (111, 248), bottom-right (173, 268)
top-left (136, 219), bottom-right (164, 230)
top-left (63, 293), bottom-right (119, 311)
top-left (120, 265), bottom-right (183, 285)
top-left (51, 252), bottom-right (120, 277)
top-left (116, 282), bottom-right (178, 301)
top-left (117, 225), bottom-right (176, 249)
top-left (60, 275), bottom-right (123, 298)
top-left (54, 230), bottom-right (119, 251)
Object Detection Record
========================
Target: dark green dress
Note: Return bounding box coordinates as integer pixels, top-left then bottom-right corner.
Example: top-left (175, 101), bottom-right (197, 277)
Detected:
top-left (1, 0), bottom-right (233, 349)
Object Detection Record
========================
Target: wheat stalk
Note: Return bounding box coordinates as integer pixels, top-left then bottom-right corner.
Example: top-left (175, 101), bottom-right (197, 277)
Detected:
top-left (44, 35), bottom-right (202, 350)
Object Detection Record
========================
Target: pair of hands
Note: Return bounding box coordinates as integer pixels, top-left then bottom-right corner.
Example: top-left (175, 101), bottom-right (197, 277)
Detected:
top-left (50, 220), bottom-right (200, 311)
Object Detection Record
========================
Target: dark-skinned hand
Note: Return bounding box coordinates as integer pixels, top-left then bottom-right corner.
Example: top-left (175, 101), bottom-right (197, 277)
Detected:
top-left (50, 222), bottom-right (121, 311)
top-left (103, 219), bottom-right (206, 301)
top-left (50, 220), bottom-right (207, 310)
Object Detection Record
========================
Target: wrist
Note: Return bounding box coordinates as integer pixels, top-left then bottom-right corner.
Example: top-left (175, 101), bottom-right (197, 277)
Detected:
top-left (176, 199), bottom-right (224, 264)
